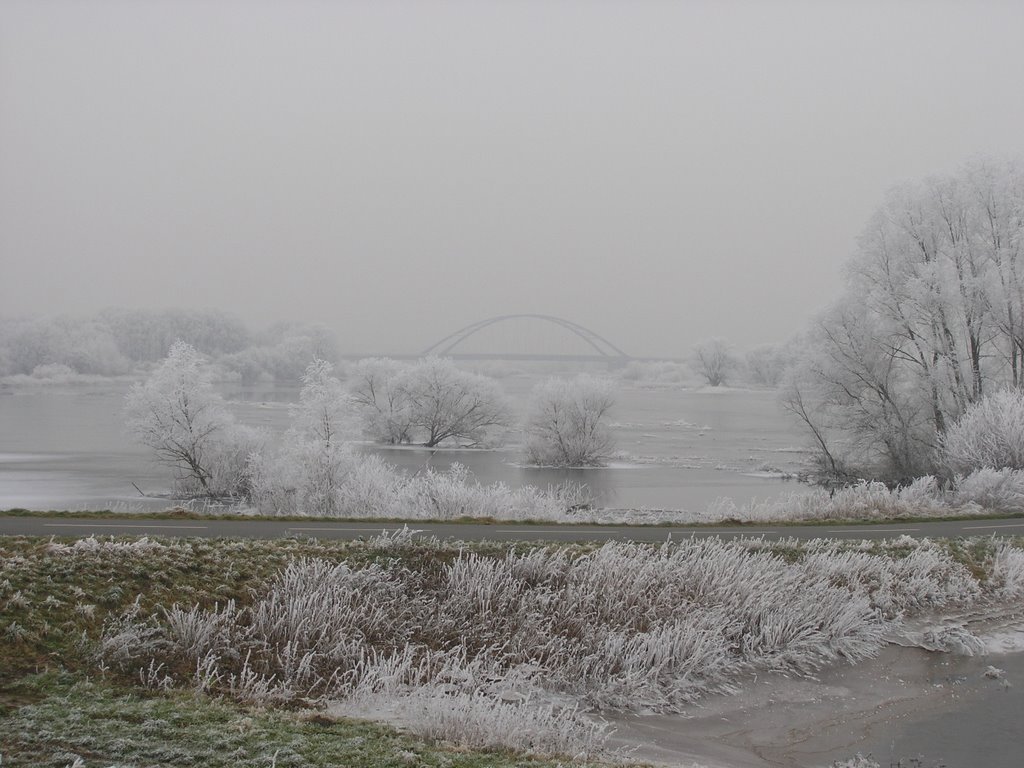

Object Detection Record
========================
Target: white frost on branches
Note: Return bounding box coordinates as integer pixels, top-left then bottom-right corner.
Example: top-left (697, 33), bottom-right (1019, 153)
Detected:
top-left (525, 376), bottom-right (616, 467)
top-left (124, 341), bottom-right (261, 497)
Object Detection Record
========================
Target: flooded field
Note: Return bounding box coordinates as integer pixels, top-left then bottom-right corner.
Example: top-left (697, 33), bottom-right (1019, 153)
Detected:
top-left (0, 378), bottom-right (810, 512)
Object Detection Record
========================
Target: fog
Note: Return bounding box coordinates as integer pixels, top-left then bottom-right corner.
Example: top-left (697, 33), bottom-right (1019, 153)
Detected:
top-left (2, 0), bottom-right (1023, 357)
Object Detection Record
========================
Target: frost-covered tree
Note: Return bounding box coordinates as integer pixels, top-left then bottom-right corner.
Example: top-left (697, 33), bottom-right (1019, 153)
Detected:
top-left (744, 343), bottom-right (791, 388)
top-left (399, 358), bottom-right (513, 448)
top-left (0, 315), bottom-right (130, 376)
top-left (292, 359), bottom-right (354, 447)
top-left (789, 158), bottom-right (1024, 479)
top-left (525, 376), bottom-right (616, 467)
top-left (124, 341), bottom-right (258, 496)
top-left (692, 338), bottom-right (736, 387)
top-left (100, 308), bottom-right (251, 362)
top-left (249, 359), bottom-right (357, 515)
top-left (348, 358), bottom-right (414, 444)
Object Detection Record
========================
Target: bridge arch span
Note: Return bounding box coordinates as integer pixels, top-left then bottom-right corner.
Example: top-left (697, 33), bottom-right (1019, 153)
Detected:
top-left (422, 314), bottom-right (630, 360)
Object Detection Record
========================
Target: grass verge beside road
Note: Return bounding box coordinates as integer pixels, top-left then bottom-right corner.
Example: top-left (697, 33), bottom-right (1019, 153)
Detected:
top-left (0, 534), bottom-right (607, 767)
top-left (5, 506), bottom-right (1024, 528)
top-left (3, 531), bottom-right (1022, 765)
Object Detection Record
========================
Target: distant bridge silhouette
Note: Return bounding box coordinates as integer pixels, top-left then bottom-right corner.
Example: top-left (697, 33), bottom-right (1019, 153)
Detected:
top-left (340, 314), bottom-right (679, 364)
top-left (420, 314), bottom-right (631, 364)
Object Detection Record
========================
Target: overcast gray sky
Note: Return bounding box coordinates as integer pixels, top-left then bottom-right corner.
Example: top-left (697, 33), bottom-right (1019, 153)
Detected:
top-left (2, 0), bottom-right (1023, 357)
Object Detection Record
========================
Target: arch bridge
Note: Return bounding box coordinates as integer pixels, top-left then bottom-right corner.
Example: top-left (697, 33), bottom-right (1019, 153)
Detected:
top-left (420, 314), bottom-right (632, 365)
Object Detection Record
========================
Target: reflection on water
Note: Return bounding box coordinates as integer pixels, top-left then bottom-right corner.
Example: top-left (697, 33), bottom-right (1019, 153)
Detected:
top-left (0, 380), bottom-right (811, 512)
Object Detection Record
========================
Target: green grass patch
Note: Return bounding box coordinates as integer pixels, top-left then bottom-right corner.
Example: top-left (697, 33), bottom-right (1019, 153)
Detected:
top-left (0, 535), bottom-right (621, 766)
top-left (1, 672), bottom-right (578, 768)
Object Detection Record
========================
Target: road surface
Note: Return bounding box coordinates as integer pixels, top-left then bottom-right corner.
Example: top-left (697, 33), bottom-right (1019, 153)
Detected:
top-left (2, 515), bottom-right (1023, 542)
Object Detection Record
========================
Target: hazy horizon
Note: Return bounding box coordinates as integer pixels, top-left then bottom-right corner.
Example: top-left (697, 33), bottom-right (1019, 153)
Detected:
top-left (3, 0), bottom-right (1024, 357)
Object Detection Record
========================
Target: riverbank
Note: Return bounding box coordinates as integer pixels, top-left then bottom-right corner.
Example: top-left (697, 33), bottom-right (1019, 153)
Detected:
top-left (3, 531), bottom-right (1022, 766)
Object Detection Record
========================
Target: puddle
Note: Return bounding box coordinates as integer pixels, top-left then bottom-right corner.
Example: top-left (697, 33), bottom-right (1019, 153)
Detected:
top-left (607, 609), bottom-right (1024, 767)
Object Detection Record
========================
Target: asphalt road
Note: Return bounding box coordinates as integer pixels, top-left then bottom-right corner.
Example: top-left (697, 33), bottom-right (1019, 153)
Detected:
top-left (2, 515), bottom-right (1024, 542)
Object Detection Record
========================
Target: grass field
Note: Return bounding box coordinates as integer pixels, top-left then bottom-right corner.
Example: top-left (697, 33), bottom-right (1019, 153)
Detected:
top-left (1, 531), bottom-right (1021, 766)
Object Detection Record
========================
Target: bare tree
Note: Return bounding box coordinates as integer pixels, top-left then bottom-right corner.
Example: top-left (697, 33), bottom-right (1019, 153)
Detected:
top-left (124, 341), bottom-right (257, 496)
top-left (398, 357), bottom-right (513, 447)
top-left (693, 338), bottom-right (736, 387)
top-left (347, 357), bottom-right (414, 444)
top-left (525, 376), bottom-right (616, 467)
top-left (744, 343), bottom-right (791, 388)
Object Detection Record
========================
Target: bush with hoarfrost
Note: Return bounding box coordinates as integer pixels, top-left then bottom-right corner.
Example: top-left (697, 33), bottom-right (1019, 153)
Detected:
top-left (400, 464), bottom-right (591, 521)
top-left (953, 467), bottom-right (1024, 512)
top-left (941, 389), bottom-right (1024, 474)
top-left (247, 459), bottom-right (1024, 523)
top-left (706, 478), bottom-right (948, 524)
top-left (701, 470), bottom-right (1024, 525)
top-left (616, 360), bottom-right (695, 387)
top-left (400, 690), bottom-right (610, 759)
top-left (987, 542), bottom-right (1024, 599)
top-left (247, 358), bottom-right (584, 518)
top-left (246, 359), bottom-right (362, 516)
top-left (831, 756), bottom-right (880, 768)
top-left (250, 447), bottom-right (592, 521)
top-left (44, 536), bottom-right (166, 556)
top-left (525, 376), bottom-right (616, 467)
top-left (100, 536), bottom-right (994, 731)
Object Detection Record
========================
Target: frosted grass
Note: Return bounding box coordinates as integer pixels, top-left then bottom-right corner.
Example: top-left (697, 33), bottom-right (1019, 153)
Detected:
top-left (95, 534), bottom-right (1022, 757)
top-left (247, 454), bottom-right (1024, 525)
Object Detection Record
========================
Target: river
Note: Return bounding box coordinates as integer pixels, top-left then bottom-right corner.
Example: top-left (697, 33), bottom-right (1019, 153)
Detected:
top-left (0, 378), bottom-right (810, 512)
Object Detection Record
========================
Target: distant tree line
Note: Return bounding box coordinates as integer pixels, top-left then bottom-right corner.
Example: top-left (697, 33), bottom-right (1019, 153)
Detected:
top-left (0, 308), bottom-right (338, 384)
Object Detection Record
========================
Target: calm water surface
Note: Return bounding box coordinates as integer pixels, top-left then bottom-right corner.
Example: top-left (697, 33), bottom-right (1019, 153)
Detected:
top-left (0, 378), bottom-right (811, 512)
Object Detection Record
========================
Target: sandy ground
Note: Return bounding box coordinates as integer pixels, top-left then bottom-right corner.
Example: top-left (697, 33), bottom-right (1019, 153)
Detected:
top-left (607, 608), bottom-right (1024, 768)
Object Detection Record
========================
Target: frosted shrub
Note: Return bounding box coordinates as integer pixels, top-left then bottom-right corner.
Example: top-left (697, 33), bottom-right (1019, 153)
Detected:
top-left (45, 536), bottom-right (167, 556)
top-left (250, 450), bottom-right (592, 522)
top-left (831, 756), bottom-right (881, 768)
top-left (954, 468), bottom-right (1024, 513)
top-left (102, 535), bottom-right (1009, 729)
top-left (402, 463), bottom-right (485, 519)
top-left (988, 542), bottom-right (1024, 599)
top-left (799, 542), bottom-right (980, 618)
top-left (941, 389), bottom-right (1024, 473)
top-left (407, 690), bottom-right (610, 759)
top-left (334, 453), bottom-right (405, 517)
top-left (525, 376), bottom-right (616, 467)
top-left (284, 438), bottom-right (354, 516)
top-left (402, 464), bottom-right (588, 521)
top-left (824, 479), bottom-right (942, 519)
top-left (710, 477), bottom-right (951, 524)
top-left (247, 439), bottom-right (361, 516)
top-left (617, 360), bottom-right (694, 387)
top-left (247, 362), bottom-right (367, 516)
top-left (179, 423), bottom-right (264, 498)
